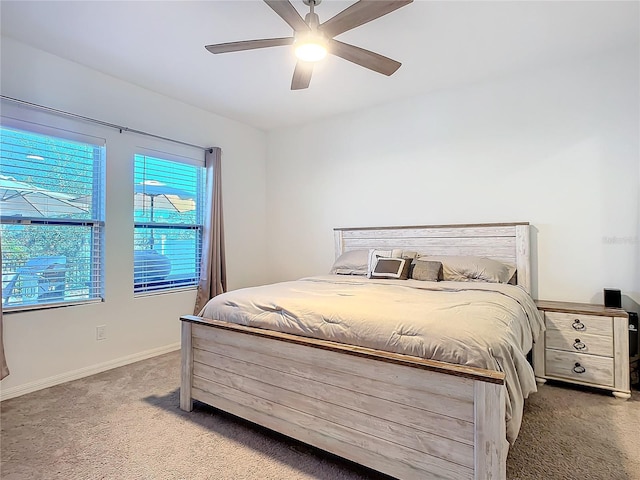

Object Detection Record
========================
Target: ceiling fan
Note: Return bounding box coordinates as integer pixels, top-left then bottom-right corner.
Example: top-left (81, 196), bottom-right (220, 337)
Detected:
top-left (205, 0), bottom-right (413, 90)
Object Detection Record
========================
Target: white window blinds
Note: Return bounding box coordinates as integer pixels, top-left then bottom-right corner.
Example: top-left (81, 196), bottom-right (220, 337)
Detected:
top-left (0, 125), bottom-right (105, 309)
top-left (133, 153), bottom-right (204, 294)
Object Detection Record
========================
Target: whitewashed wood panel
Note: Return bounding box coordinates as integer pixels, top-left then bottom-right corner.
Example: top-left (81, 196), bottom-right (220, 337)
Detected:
top-left (343, 239), bottom-right (516, 256)
top-left (514, 225), bottom-right (531, 293)
top-left (343, 244), bottom-right (516, 263)
top-left (194, 348), bottom-right (475, 446)
top-left (474, 382), bottom-right (506, 480)
top-left (189, 321), bottom-right (503, 385)
top-left (192, 324), bottom-right (476, 411)
top-left (192, 378), bottom-right (475, 480)
top-left (192, 334), bottom-right (475, 424)
top-left (334, 223), bottom-right (530, 295)
top-left (180, 322), bottom-right (193, 412)
top-left (613, 316), bottom-right (630, 393)
top-left (192, 386), bottom-right (473, 480)
top-left (545, 350), bottom-right (614, 387)
top-left (545, 312), bottom-right (613, 337)
top-left (193, 359), bottom-right (474, 467)
top-left (338, 226), bottom-right (519, 239)
top-left (545, 329), bottom-right (613, 357)
top-left (534, 303), bottom-right (631, 398)
top-left (342, 236), bottom-right (516, 248)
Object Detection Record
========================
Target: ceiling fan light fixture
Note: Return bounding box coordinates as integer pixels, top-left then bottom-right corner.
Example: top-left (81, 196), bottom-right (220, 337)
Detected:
top-left (294, 33), bottom-right (327, 62)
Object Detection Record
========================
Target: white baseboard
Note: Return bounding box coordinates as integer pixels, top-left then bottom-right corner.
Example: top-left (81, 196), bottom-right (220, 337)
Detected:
top-left (0, 342), bottom-right (180, 402)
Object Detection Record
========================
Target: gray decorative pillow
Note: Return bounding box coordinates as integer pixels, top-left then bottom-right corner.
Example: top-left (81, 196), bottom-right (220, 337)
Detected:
top-left (330, 249), bottom-right (369, 276)
top-left (411, 260), bottom-right (442, 281)
top-left (370, 257), bottom-right (412, 280)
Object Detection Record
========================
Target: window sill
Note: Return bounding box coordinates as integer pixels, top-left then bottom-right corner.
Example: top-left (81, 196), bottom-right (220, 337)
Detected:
top-left (2, 298), bottom-right (103, 314)
top-left (133, 286), bottom-right (197, 298)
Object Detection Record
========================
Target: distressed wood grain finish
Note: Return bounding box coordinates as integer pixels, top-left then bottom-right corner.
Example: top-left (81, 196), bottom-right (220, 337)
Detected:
top-left (334, 222), bottom-right (531, 294)
top-left (545, 328), bottom-right (613, 357)
top-left (545, 311), bottom-right (613, 337)
top-left (613, 316), bottom-right (631, 397)
top-left (192, 385), bottom-right (472, 480)
top-left (187, 320), bottom-right (499, 480)
top-left (193, 359), bottom-right (475, 467)
top-left (186, 317), bottom-right (504, 385)
top-left (474, 381), bottom-right (507, 480)
top-left (514, 224), bottom-right (531, 293)
top-left (545, 350), bottom-right (614, 387)
top-left (534, 301), bottom-right (631, 399)
top-left (180, 321), bottom-right (193, 412)
top-left (535, 300), bottom-right (628, 318)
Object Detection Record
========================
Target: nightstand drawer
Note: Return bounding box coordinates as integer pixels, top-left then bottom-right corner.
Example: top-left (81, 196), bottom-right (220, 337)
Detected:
top-left (545, 350), bottom-right (614, 387)
top-left (545, 311), bottom-right (613, 337)
top-left (545, 329), bottom-right (613, 357)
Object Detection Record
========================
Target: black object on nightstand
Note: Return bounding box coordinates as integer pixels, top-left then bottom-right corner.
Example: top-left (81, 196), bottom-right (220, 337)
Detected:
top-left (629, 312), bottom-right (639, 388)
top-left (629, 312), bottom-right (639, 358)
top-left (604, 288), bottom-right (622, 308)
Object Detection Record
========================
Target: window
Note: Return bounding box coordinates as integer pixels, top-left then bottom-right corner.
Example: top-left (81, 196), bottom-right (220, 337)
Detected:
top-left (133, 153), bottom-right (204, 294)
top-left (0, 124), bottom-right (105, 309)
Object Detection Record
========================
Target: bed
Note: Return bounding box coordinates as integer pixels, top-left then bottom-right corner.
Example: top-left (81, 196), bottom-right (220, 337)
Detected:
top-left (180, 222), bottom-right (542, 480)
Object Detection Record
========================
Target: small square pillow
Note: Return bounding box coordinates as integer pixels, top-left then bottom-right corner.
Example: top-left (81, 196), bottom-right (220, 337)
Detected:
top-left (330, 249), bottom-right (369, 276)
top-left (370, 257), bottom-right (412, 280)
top-left (411, 260), bottom-right (442, 281)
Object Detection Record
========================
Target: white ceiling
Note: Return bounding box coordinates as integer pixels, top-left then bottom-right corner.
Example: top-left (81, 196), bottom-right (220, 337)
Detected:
top-left (1, 1), bottom-right (638, 131)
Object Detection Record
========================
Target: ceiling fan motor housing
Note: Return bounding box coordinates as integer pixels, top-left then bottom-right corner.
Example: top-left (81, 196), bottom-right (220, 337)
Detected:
top-left (304, 12), bottom-right (320, 29)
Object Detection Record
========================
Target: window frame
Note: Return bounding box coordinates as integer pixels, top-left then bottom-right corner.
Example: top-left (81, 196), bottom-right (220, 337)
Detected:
top-left (133, 151), bottom-right (205, 296)
top-left (0, 119), bottom-right (106, 312)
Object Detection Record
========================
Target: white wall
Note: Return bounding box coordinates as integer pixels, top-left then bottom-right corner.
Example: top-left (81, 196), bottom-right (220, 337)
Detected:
top-left (0, 37), bottom-right (269, 398)
top-left (2, 37), bottom-right (638, 399)
top-left (266, 48), bottom-right (639, 306)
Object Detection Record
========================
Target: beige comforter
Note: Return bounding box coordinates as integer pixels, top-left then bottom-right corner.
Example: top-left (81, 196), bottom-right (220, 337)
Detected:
top-left (199, 275), bottom-right (545, 443)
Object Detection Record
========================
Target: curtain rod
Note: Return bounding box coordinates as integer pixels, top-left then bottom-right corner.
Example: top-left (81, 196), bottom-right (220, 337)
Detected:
top-left (1, 95), bottom-right (213, 153)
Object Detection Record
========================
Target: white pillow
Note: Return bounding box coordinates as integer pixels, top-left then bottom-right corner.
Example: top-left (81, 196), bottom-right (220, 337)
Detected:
top-left (330, 249), bottom-right (369, 276)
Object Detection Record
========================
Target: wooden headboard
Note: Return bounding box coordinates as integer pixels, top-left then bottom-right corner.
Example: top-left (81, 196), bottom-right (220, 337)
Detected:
top-left (334, 222), bottom-right (531, 294)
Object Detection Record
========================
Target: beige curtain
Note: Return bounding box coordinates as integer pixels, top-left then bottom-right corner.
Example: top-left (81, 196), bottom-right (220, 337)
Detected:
top-left (0, 240), bottom-right (9, 379)
top-left (194, 147), bottom-right (226, 315)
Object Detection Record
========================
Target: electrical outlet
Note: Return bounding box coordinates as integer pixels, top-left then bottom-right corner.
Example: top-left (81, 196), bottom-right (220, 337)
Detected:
top-left (96, 325), bottom-right (107, 341)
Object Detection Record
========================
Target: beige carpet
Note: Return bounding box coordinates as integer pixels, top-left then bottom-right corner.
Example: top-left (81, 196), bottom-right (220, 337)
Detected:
top-left (1, 351), bottom-right (638, 480)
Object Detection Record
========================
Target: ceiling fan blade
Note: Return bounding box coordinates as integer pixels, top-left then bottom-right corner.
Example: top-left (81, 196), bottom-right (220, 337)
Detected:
top-left (328, 39), bottom-right (401, 76)
top-left (205, 37), bottom-right (294, 54)
top-left (291, 61), bottom-right (313, 90)
top-left (264, 0), bottom-right (310, 32)
top-left (320, 0), bottom-right (413, 38)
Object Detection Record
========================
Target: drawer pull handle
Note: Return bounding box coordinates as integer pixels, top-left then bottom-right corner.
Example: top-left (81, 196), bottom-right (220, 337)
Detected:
top-left (572, 319), bottom-right (586, 331)
top-left (573, 339), bottom-right (586, 350)
top-left (572, 362), bottom-right (586, 374)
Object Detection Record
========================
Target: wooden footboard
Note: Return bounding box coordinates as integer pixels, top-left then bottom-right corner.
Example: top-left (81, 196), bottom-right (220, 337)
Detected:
top-left (180, 316), bottom-right (507, 480)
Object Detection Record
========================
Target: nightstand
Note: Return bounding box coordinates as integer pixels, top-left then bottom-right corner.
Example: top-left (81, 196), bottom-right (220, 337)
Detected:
top-left (533, 300), bottom-right (631, 399)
